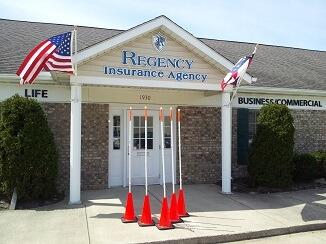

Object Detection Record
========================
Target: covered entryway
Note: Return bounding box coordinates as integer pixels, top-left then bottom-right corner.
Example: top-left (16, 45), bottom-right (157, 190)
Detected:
top-left (68, 15), bottom-right (252, 204)
top-left (109, 106), bottom-right (176, 187)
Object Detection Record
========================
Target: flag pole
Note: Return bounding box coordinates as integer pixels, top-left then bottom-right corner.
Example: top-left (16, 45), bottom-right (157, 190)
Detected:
top-left (73, 25), bottom-right (78, 76)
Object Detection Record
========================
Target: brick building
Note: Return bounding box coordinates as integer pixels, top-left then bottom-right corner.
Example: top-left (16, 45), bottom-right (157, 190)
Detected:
top-left (0, 16), bottom-right (325, 204)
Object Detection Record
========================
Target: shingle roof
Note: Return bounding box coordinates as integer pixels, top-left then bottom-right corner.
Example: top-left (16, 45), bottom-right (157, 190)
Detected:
top-left (1, 18), bottom-right (325, 91)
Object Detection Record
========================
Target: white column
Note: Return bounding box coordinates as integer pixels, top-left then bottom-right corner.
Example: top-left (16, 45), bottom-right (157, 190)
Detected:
top-left (69, 84), bottom-right (82, 204)
top-left (221, 92), bottom-right (232, 194)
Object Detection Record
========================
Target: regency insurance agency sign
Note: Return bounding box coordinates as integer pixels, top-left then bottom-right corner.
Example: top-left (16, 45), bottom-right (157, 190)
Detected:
top-left (103, 33), bottom-right (208, 82)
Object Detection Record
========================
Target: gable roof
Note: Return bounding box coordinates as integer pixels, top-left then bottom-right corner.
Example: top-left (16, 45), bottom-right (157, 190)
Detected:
top-left (0, 17), bottom-right (325, 91)
top-left (74, 16), bottom-right (253, 83)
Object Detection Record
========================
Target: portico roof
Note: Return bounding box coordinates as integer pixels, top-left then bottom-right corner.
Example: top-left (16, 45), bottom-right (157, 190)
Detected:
top-left (74, 15), bottom-right (252, 84)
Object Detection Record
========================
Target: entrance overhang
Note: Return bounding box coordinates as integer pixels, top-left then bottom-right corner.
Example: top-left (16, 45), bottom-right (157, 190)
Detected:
top-left (69, 15), bottom-right (249, 203)
top-left (74, 15), bottom-right (253, 85)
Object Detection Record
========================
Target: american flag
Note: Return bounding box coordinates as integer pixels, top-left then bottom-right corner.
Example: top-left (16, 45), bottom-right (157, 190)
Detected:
top-left (220, 45), bottom-right (257, 92)
top-left (16, 32), bottom-right (74, 85)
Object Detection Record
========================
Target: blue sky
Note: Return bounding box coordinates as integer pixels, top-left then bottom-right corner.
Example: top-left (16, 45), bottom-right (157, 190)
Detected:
top-left (1, 0), bottom-right (325, 51)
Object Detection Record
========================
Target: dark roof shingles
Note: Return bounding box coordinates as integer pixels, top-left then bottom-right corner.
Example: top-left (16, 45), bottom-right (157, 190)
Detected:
top-left (1, 19), bottom-right (325, 91)
top-left (201, 39), bottom-right (326, 90)
top-left (0, 19), bottom-right (122, 74)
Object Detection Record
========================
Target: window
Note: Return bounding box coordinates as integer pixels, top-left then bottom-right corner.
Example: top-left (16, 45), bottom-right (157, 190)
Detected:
top-left (248, 110), bottom-right (259, 145)
top-left (133, 116), bottom-right (153, 150)
top-left (113, 116), bottom-right (121, 150)
top-left (237, 109), bottom-right (259, 165)
top-left (163, 116), bottom-right (171, 149)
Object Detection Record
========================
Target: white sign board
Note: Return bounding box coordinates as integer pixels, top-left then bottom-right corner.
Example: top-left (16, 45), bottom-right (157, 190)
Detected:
top-left (233, 94), bottom-right (326, 110)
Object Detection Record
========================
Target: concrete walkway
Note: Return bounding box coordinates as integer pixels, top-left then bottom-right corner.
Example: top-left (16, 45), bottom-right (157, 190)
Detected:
top-left (1, 185), bottom-right (326, 244)
top-left (234, 230), bottom-right (326, 243)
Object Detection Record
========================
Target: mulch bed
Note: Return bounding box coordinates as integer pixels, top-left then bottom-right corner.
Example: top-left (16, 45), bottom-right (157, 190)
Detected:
top-left (0, 193), bottom-right (10, 210)
top-left (231, 177), bottom-right (326, 194)
top-left (0, 191), bottom-right (64, 210)
top-left (15, 192), bottom-right (65, 209)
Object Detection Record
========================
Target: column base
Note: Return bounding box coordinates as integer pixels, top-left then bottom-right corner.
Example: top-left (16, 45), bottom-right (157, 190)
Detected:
top-left (69, 200), bottom-right (82, 205)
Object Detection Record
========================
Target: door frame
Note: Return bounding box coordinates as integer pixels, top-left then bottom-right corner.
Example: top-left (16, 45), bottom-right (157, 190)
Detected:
top-left (108, 104), bottom-right (177, 188)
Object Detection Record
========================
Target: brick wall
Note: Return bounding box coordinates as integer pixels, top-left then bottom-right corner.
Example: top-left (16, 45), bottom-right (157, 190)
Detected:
top-left (43, 102), bottom-right (110, 193)
top-left (176, 107), bottom-right (326, 184)
top-left (176, 106), bottom-right (245, 184)
top-left (43, 103), bottom-right (325, 191)
top-left (81, 103), bottom-right (109, 190)
top-left (176, 106), bottom-right (221, 184)
top-left (231, 109), bottom-right (326, 179)
top-left (42, 103), bottom-right (70, 192)
top-left (292, 110), bottom-right (326, 153)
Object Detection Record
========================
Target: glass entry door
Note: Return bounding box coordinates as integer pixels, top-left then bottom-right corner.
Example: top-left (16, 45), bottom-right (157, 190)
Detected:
top-left (128, 109), bottom-right (160, 185)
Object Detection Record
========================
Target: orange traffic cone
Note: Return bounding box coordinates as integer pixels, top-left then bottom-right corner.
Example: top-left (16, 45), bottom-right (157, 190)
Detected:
top-left (177, 189), bottom-right (190, 217)
top-left (121, 192), bottom-right (138, 223)
top-left (138, 194), bottom-right (155, 226)
top-left (170, 192), bottom-right (182, 223)
top-left (156, 197), bottom-right (174, 230)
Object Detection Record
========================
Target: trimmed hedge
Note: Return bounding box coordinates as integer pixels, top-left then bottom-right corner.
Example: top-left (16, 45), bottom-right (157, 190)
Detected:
top-left (0, 95), bottom-right (58, 200)
top-left (293, 153), bottom-right (318, 182)
top-left (293, 151), bottom-right (326, 182)
top-left (248, 104), bottom-right (295, 187)
top-left (312, 151), bottom-right (326, 179)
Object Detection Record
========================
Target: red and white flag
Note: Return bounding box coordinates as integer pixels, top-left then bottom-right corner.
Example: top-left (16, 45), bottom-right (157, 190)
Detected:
top-left (221, 45), bottom-right (257, 92)
top-left (16, 32), bottom-right (74, 85)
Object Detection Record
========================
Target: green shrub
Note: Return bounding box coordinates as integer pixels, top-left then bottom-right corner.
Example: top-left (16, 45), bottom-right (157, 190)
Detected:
top-left (0, 95), bottom-right (58, 200)
top-left (248, 104), bottom-right (295, 187)
top-left (311, 151), bottom-right (326, 179)
top-left (293, 153), bottom-right (319, 182)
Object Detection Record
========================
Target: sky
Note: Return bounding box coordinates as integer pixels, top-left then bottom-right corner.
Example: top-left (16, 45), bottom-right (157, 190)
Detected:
top-left (0, 0), bottom-right (325, 51)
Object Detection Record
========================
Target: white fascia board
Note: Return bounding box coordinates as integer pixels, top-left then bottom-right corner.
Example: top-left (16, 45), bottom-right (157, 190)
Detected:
top-left (160, 20), bottom-right (252, 83)
top-left (75, 18), bottom-right (166, 63)
top-left (239, 85), bottom-right (326, 97)
top-left (75, 16), bottom-right (252, 84)
top-left (0, 72), bottom-right (54, 82)
top-left (70, 75), bottom-right (219, 91)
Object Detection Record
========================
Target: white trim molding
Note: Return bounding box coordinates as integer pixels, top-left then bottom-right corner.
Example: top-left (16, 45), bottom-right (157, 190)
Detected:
top-left (239, 85), bottom-right (326, 97)
top-left (0, 72), bottom-right (53, 82)
top-left (70, 75), bottom-right (220, 91)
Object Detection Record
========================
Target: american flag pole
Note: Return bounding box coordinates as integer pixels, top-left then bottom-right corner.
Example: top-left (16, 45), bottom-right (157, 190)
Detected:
top-left (73, 25), bottom-right (78, 76)
top-left (228, 44), bottom-right (258, 106)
